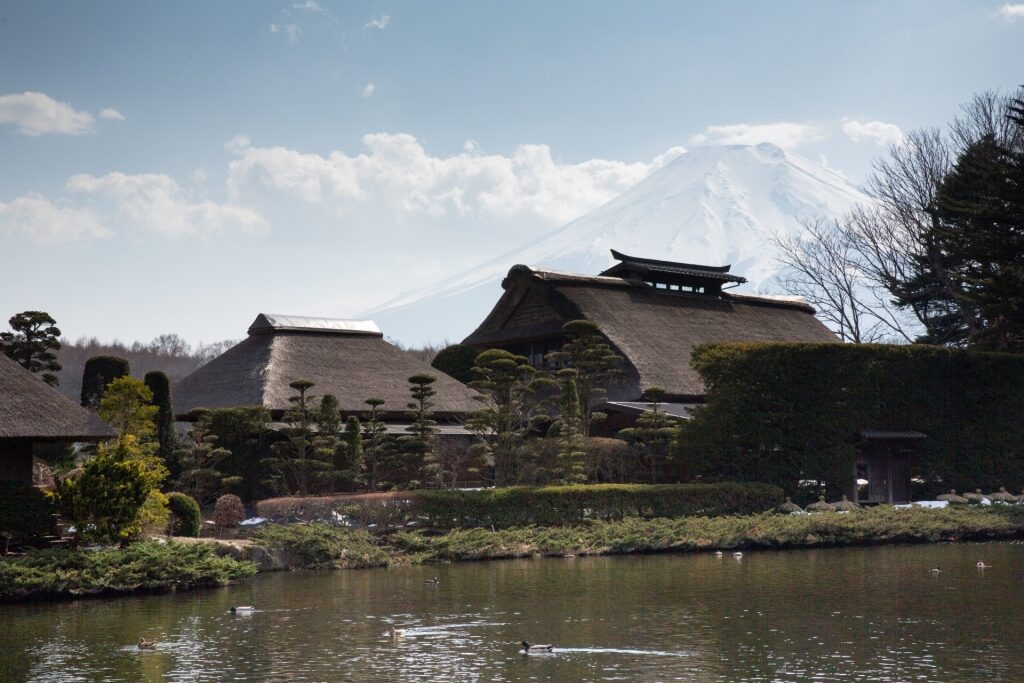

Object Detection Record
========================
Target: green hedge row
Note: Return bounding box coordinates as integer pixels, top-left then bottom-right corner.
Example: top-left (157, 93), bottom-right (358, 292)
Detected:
top-left (415, 482), bottom-right (783, 529)
top-left (680, 342), bottom-right (1024, 498)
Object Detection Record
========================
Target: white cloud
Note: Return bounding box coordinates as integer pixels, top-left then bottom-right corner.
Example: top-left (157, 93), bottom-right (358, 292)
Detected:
top-left (0, 91), bottom-right (95, 136)
top-left (270, 23), bottom-right (302, 43)
top-left (690, 122), bottom-right (825, 149)
top-left (0, 193), bottom-right (111, 244)
top-left (99, 108), bottom-right (125, 121)
top-left (294, 0), bottom-right (325, 13)
top-left (66, 172), bottom-right (267, 238)
top-left (226, 133), bottom-right (685, 225)
top-left (362, 82), bottom-right (376, 98)
top-left (842, 119), bottom-right (905, 146)
top-left (365, 15), bottom-right (390, 29)
top-left (997, 3), bottom-right (1024, 19)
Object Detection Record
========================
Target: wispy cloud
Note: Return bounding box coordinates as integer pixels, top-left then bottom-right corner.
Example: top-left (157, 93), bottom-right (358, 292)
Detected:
top-left (690, 122), bottom-right (825, 149)
top-left (365, 14), bottom-right (390, 30)
top-left (997, 3), bottom-right (1024, 20)
top-left (0, 91), bottom-right (95, 136)
top-left (270, 23), bottom-right (302, 43)
top-left (99, 108), bottom-right (125, 121)
top-left (362, 82), bottom-right (376, 98)
top-left (293, 0), bottom-right (326, 14)
top-left (842, 119), bottom-right (904, 146)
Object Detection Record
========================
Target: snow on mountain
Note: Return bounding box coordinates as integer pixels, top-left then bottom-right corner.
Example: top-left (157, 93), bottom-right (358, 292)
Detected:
top-left (363, 143), bottom-right (869, 346)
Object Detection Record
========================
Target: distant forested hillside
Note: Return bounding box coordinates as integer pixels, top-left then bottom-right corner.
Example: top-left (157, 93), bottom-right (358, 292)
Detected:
top-left (55, 334), bottom-right (237, 401)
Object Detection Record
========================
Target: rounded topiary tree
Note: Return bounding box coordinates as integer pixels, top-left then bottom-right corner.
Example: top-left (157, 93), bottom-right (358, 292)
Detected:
top-left (430, 344), bottom-right (478, 384)
top-left (80, 355), bottom-right (130, 409)
top-left (144, 371), bottom-right (178, 475)
top-left (166, 492), bottom-right (201, 537)
top-left (214, 493), bottom-right (245, 529)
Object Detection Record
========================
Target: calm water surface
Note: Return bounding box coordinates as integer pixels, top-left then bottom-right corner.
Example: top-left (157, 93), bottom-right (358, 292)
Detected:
top-left (3, 542), bottom-right (1024, 682)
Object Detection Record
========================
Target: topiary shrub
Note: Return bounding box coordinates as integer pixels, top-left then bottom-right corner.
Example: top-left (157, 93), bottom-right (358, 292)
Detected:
top-left (0, 481), bottom-right (55, 551)
top-left (214, 494), bottom-right (245, 529)
top-left (80, 355), bottom-right (130, 409)
top-left (167, 492), bottom-right (201, 537)
top-left (430, 344), bottom-right (478, 384)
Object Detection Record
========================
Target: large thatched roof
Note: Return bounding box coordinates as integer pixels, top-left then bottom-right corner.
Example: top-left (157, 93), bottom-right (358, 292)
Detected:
top-left (0, 353), bottom-right (113, 440)
top-left (463, 261), bottom-right (838, 399)
top-left (174, 314), bottom-right (477, 419)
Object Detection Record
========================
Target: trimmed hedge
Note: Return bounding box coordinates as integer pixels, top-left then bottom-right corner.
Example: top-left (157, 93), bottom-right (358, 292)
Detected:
top-left (255, 483), bottom-right (781, 530)
top-left (415, 483), bottom-right (783, 528)
top-left (167, 492), bottom-right (201, 537)
top-left (679, 343), bottom-right (1024, 498)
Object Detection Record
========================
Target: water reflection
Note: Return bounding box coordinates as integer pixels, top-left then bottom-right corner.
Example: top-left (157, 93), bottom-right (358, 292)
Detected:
top-left (2, 542), bottom-right (1023, 681)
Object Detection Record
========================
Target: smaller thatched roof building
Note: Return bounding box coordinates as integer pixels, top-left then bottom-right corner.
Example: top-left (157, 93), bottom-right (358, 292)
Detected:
top-left (174, 314), bottom-right (477, 421)
top-left (0, 354), bottom-right (113, 484)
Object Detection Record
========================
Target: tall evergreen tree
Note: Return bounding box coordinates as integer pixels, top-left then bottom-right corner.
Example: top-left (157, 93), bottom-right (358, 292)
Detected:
top-left (465, 348), bottom-right (546, 486)
top-left (550, 369), bottom-right (587, 484)
top-left (0, 311), bottom-right (62, 386)
top-left (618, 387), bottom-right (679, 484)
top-left (545, 320), bottom-right (622, 436)
top-left (263, 380), bottom-right (328, 495)
top-left (314, 394), bottom-right (343, 493)
top-left (81, 356), bottom-right (130, 409)
top-left (341, 416), bottom-right (365, 490)
top-left (401, 373), bottom-right (440, 488)
top-left (144, 371), bottom-right (178, 475)
top-left (174, 410), bottom-right (233, 506)
top-left (363, 398), bottom-right (388, 491)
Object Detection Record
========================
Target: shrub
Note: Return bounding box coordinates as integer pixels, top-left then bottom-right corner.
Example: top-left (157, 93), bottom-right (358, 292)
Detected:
top-left (167, 492), bottom-right (201, 537)
top-left (680, 343), bottom-right (1024, 496)
top-left (430, 344), bottom-right (478, 384)
top-left (214, 494), bottom-right (246, 528)
top-left (80, 355), bottom-right (129, 408)
top-left (0, 481), bottom-right (54, 549)
top-left (255, 493), bottom-right (417, 527)
top-left (414, 482), bottom-right (783, 528)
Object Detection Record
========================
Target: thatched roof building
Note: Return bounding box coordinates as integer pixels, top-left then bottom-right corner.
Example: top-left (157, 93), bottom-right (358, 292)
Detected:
top-left (174, 314), bottom-right (477, 420)
top-left (0, 353), bottom-right (113, 484)
top-left (463, 251), bottom-right (838, 403)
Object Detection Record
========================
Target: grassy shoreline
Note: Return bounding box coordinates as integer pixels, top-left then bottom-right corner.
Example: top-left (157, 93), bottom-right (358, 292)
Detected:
top-left (4, 505), bottom-right (1024, 603)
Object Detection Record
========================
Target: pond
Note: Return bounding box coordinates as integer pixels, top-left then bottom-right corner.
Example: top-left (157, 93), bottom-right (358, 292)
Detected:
top-left (3, 542), bottom-right (1023, 681)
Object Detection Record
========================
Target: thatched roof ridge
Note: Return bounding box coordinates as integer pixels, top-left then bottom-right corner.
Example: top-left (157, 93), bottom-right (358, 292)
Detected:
top-left (465, 264), bottom-right (838, 399)
top-left (174, 316), bottom-right (477, 419)
top-left (0, 354), bottom-right (114, 440)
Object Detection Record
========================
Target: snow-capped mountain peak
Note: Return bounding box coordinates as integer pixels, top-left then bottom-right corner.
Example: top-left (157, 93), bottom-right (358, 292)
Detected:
top-left (363, 143), bottom-right (868, 345)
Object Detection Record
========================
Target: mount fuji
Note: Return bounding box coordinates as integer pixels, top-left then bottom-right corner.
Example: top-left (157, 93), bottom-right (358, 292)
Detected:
top-left (363, 143), bottom-right (869, 346)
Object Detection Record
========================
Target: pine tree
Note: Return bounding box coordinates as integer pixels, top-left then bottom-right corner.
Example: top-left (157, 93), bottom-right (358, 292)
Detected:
top-left (545, 320), bottom-right (622, 435)
top-left (0, 311), bottom-right (62, 386)
top-left (400, 374), bottom-right (440, 488)
top-left (550, 369), bottom-right (587, 484)
top-left (341, 416), bottom-right (365, 489)
top-left (263, 380), bottom-right (328, 495)
top-left (618, 387), bottom-right (679, 484)
top-left (314, 394), bottom-right (343, 492)
top-left (144, 371), bottom-right (178, 476)
top-left (98, 376), bottom-right (158, 444)
top-left (81, 356), bottom-right (130, 409)
top-left (174, 410), bottom-right (233, 506)
top-left (363, 398), bottom-right (388, 491)
top-left (465, 348), bottom-right (546, 486)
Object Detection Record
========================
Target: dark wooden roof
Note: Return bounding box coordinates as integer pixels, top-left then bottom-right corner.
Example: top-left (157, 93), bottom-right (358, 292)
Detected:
top-left (0, 353), bottom-right (114, 440)
top-left (463, 264), bottom-right (838, 399)
top-left (174, 314), bottom-right (477, 419)
top-left (600, 249), bottom-right (747, 285)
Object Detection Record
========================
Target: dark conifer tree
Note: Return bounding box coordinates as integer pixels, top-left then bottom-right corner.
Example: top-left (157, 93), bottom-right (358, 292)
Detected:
top-left (144, 371), bottom-right (178, 475)
top-left (80, 355), bottom-right (130, 408)
top-left (0, 311), bottom-right (62, 386)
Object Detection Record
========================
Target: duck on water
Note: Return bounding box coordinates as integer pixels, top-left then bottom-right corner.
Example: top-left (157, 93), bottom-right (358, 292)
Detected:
top-left (521, 641), bottom-right (554, 652)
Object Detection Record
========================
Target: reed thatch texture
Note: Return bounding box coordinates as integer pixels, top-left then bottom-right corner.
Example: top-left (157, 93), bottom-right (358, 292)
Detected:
top-left (174, 316), bottom-right (477, 420)
top-left (464, 265), bottom-right (838, 399)
top-left (0, 353), bottom-right (113, 440)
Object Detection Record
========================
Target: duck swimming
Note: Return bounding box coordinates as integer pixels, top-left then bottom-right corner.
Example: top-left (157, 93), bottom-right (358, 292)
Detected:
top-left (521, 640), bottom-right (554, 652)
top-left (424, 577), bottom-right (440, 586)
top-left (389, 626), bottom-right (406, 638)
top-left (714, 551), bottom-right (723, 558)
top-left (230, 606), bottom-right (255, 613)
top-left (733, 551), bottom-right (743, 558)
top-left (138, 637), bottom-right (156, 650)
top-left (931, 567), bottom-right (941, 574)
top-left (977, 562), bottom-right (991, 569)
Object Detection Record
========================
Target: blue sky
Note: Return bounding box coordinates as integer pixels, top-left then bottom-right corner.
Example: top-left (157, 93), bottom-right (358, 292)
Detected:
top-left (1, 1), bottom-right (1022, 347)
